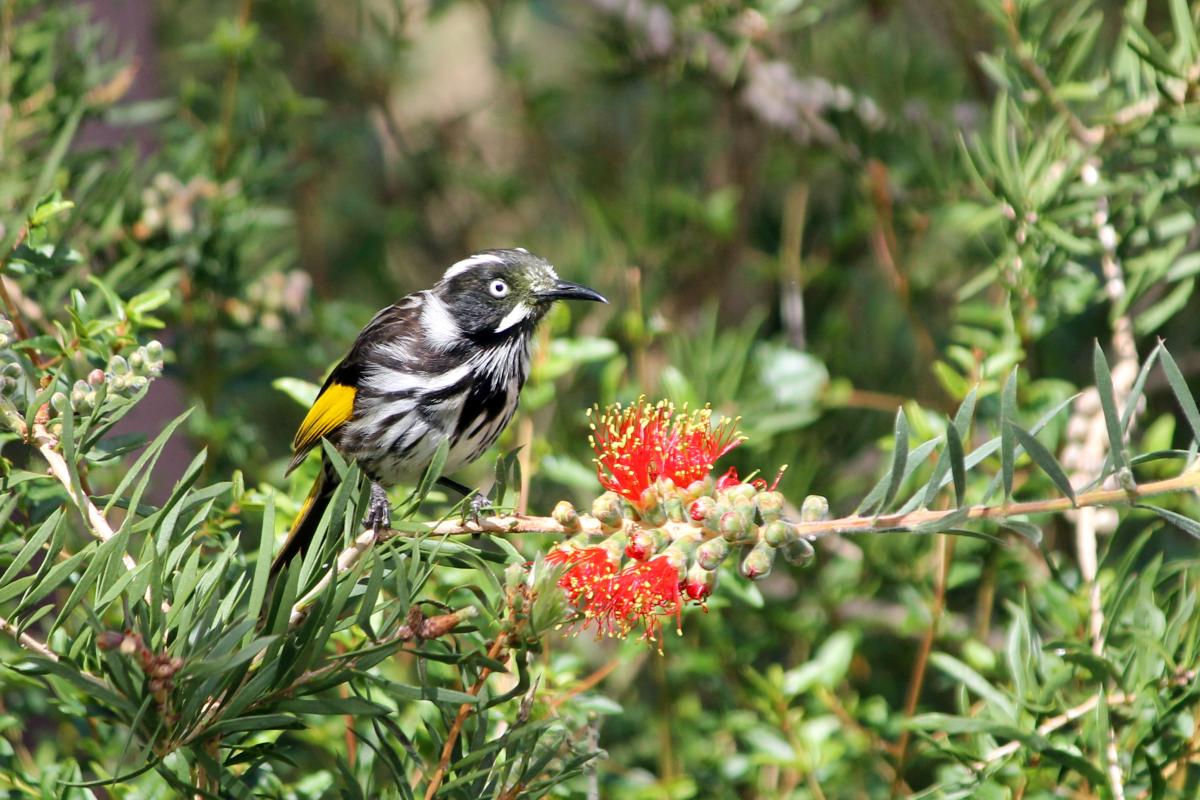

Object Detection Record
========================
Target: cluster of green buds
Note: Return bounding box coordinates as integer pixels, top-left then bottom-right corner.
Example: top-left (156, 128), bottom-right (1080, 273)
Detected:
top-left (685, 471), bottom-right (824, 592)
top-left (106, 341), bottom-right (164, 396)
top-left (0, 315), bottom-right (14, 349)
top-left (53, 341), bottom-right (165, 416)
top-left (0, 362), bottom-right (21, 397)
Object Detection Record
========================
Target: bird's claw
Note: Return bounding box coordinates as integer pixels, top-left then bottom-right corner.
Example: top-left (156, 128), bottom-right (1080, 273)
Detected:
top-left (466, 491), bottom-right (494, 525)
top-left (363, 482), bottom-right (392, 532)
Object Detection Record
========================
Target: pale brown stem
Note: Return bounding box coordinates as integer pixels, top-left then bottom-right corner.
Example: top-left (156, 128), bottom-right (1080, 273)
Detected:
top-left (30, 422), bottom-right (139, 573)
top-left (291, 469), bottom-right (1200, 628)
top-left (0, 614), bottom-right (108, 689)
top-left (978, 691), bottom-right (1134, 766)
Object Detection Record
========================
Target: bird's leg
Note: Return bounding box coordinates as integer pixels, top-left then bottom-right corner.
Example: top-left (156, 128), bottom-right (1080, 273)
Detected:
top-left (436, 476), bottom-right (494, 523)
top-left (363, 480), bottom-right (392, 532)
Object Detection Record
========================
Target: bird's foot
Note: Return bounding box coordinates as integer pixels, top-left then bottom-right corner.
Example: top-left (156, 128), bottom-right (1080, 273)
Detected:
top-left (363, 481), bottom-right (392, 532)
top-left (467, 491), bottom-right (495, 525)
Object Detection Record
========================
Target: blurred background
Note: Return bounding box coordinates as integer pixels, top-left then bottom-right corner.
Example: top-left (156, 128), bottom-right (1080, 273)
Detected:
top-left (8, 0), bottom-right (1200, 795)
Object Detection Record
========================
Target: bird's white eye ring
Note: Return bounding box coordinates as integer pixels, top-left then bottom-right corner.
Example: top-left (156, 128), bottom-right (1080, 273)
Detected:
top-left (489, 279), bottom-right (509, 298)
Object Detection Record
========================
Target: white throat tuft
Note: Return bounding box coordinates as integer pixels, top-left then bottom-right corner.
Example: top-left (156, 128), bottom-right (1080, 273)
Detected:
top-left (495, 302), bottom-right (532, 333)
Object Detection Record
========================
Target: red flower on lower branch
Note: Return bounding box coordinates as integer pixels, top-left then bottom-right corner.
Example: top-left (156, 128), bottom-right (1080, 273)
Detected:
top-left (545, 546), bottom-right (617, 605)
top-left (586, 555), bottom-right (684, 646)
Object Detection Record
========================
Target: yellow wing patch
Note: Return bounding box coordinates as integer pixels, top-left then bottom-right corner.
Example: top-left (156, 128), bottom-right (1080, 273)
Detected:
top-left (292, 382), bottom-right (356, 456)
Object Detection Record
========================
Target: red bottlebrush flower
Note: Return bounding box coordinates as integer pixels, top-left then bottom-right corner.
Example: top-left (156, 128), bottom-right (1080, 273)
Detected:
top-left (590, 399), bottom-right (744, 504)
top-left (545, 546), bottom-right (617, 606)
top-left (587, 555), bottom-right (684, 645)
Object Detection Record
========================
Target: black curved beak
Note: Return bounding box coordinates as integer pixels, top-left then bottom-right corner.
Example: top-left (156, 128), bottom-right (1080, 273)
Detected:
top-left (537, 279), bottom-right (608, 304)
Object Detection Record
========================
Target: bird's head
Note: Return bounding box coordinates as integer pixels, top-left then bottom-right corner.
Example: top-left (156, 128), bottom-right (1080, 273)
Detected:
top-left (431, 248), bottom-right (607, 341)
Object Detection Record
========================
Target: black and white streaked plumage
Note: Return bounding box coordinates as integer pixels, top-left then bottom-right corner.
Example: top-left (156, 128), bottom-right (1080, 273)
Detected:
top-left (271, 248), bottom-right (607, 573)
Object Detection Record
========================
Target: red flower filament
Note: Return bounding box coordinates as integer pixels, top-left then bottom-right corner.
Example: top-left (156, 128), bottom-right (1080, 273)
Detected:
top-left (545, 546), bottom-right (617, 606)
top-left (589, 399), bottom-right (744, 503)
top-left (586, 555), bottom-right (684, 645)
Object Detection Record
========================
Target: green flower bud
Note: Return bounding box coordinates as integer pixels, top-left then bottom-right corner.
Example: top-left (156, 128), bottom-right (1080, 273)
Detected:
top-left (552, 500), bottom-right (580, 530)
top-left (50, 392), bottom-right (68, 412)
top-left (734, 499), bottom-right (757, 530)
top-left (663, 529), bottom-right (701, 560)
top-left (108, 355), bottom-right (129, 376)
top-left (724, 483), bottom-right (757, 503)
top-left (689, 495), bottom-right (716, 525)
top-left (129, 376), bottom-right (148, 392)
top-left (695, 537), bottom-right (730, 570)
top-left (719, 510), bottom-right (744, 541)
top-left (654, 476), bottom-right (677, 497)
top-left (704, 501), bottom-right (728, 533)
top-left (800, 495), bottom-right (829, 522)
top-left (598, 530), bottom-right (628, 561)
top-left (592, 492), bottom-right (625, 531)
top-left (128, 350), bottom-right (145, 372)
top-left (145, 340), bottom-right (163, 360)
top-left (685, 478), bottom-right (711, 500)
top-left (664, 496), bottom-right (686, 523)
top-left (781, 537), bottom-right (815, 565)
top-left (683, 562), bottom-right (718, 601)
top-left (626, 527), bottom-right (669, 560)
top-left (741, 541), bottom-right (777, 580)
top-left (1, 362), bottom-right (20, 380)
top-left (637, 486), bottom-right (667, 525)
top-left (70, 380), bottom-right (89, 411)
top-left (763, 519), bottom-right (799, 547)
top-left (755, 490), bottom-right (785, 521)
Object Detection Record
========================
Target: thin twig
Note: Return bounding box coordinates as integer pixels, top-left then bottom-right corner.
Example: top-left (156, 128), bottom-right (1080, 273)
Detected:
top-left (548, 658), bottom-right (622, 711)
top-left (423, 633), bottom-right (509, 800)
top-left (977, 691), bottom-right (1134, 766)
top-left (30, 422), bottom-right (139, 573)
top-left (0, 614), bottom-right (109, 689)
top-left (1003, 6), bottom-right (1101, 146)
top-left (892, 534), bottom-right (955, 795)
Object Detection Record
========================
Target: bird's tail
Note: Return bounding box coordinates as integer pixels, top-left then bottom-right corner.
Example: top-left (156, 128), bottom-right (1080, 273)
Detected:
top-left (272, 457), bottom-right (340, 575)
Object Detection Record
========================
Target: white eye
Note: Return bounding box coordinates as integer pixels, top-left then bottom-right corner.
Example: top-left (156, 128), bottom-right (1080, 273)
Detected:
top-left (488, 279), bottom-right (509, 298)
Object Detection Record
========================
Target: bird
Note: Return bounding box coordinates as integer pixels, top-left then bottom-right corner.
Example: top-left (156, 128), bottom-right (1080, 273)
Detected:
top-left (271, 248), bottom-right (607, 574)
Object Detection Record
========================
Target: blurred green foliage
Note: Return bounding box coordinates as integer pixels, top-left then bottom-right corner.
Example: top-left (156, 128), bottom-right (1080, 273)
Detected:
top-left (4, 0), bottom-right (1200, 796)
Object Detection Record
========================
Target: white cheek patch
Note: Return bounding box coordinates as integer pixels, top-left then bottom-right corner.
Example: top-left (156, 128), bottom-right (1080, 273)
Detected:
top-left (420, 292), bottom-right (463, 350)
top-left (442, 253), bottom-right (505, 282)
top-left (495, 302), bottom-right (532, 333)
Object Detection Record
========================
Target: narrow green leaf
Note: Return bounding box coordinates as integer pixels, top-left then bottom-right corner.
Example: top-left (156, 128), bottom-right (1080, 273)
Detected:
top-left (1159, 344), bottom-right (1200, 449)
top-left (275, 697), bottom-right (389, 716)
top-left (1138, 504), bottom-right (1200, 540)
top-left (105, 409), bottom-right (192, 518)
top-left (929, 652), bottom-right (1017, 721)
top-left (1011, 424), bottom-right (1076, 505)
top-left (1093, 341), bottom-right (1128, 472)
top-left (947, 422), bottom-right (966, 508)
top-left (920, 389), bottom-right (977, 509)
top-left (1000, 367), bottom-right (1017, 502)
top-left (0, 509), bottom-right (63, 587)
top-left (245, 495), bottom-right (275, 628)
top-left (1121, 345), bottom-right (1160, 436)
top-left (881, 408), bottom-right (909, 514)
top-left (1000, 519), bottom-right (1043, 545)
